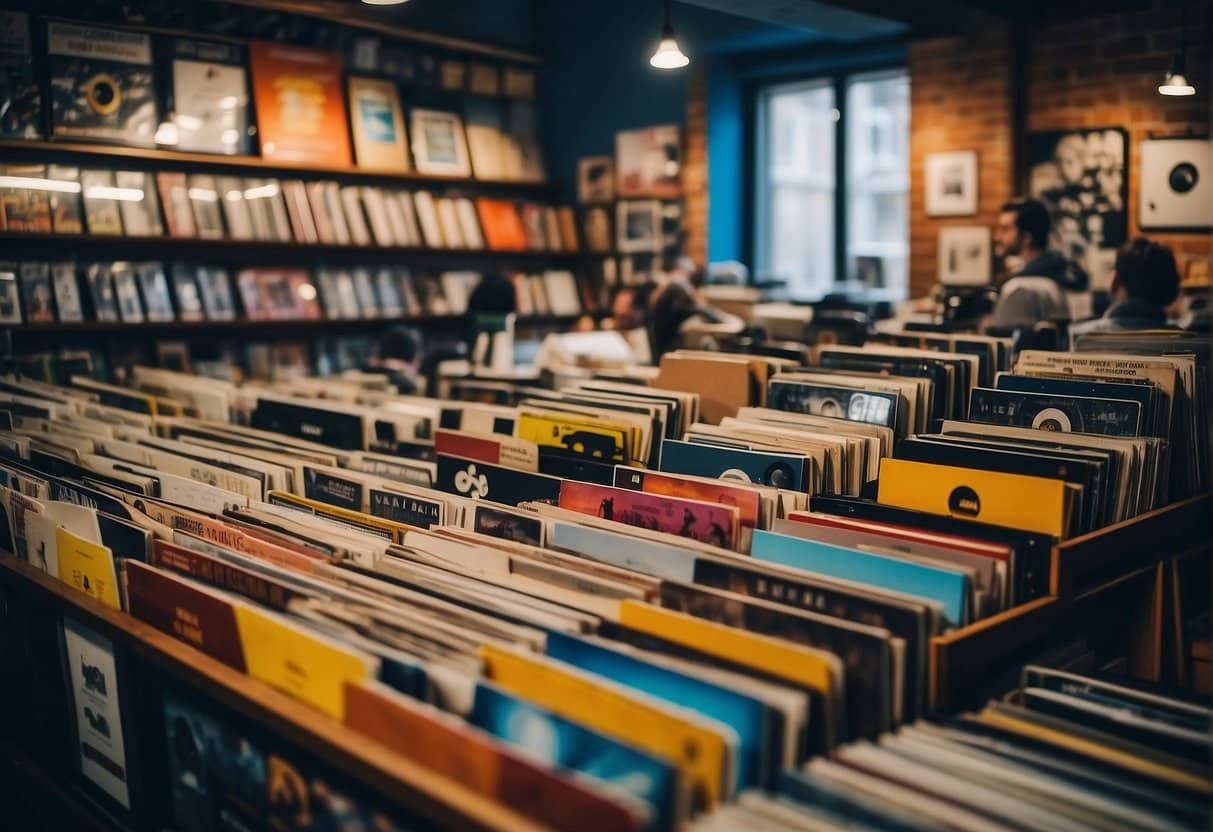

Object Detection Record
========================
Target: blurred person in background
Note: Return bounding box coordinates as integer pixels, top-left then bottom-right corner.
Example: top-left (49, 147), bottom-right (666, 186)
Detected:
top-left (1069, 237), bottom-right (1180, 345)
top-left (987, 197), bottom-right (1088, 330)
top-left (365, 325), bottom-right (423, 395)
top-left (646, 257), bottom-right (744, 359)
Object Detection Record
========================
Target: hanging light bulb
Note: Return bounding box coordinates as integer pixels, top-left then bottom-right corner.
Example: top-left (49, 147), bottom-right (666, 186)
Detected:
top-left (1159, 4), bottom-right (1196, 96)
top-left (361, 0), bottom-right (410, 5)
top-left (650, 0), bottom-right (689, 70)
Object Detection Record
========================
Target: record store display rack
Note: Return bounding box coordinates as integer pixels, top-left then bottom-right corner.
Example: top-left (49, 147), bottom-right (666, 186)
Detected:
top-left (0, 2), bottom-right (604, 372)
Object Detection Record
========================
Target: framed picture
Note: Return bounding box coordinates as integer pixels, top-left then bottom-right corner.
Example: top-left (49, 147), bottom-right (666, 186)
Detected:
top-left (616, 200), bottom-right (661, 253)
top-left (925, 150), bottom-right (978, 217)
top-left (348, 76), bottom-right (410, 172)
top-left (410, 109), bottom-right (471, 177)
top-left (1027, 127), bottom-right (1127, 265)
top-left (578, 156), bottom-right (615, 204)
top-left (248, 41), bottom-right (351, 165)
top-left (937, 226), bottom-right (992, 286)
top-left (1139, 138), bottom-right (1212, 231)
top-left (616, 125), bottom-right (682, 198)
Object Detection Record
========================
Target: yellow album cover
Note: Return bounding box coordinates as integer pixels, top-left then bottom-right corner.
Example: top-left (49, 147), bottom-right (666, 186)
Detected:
top-left (480, 643), bottom-right (732, 810)
top-left (266, 490), bottom-right (410, 544)
top-left (233, 603), bottom-right (377, 720)
top-left (876, 457), bottom-right (1070, 538)
top-left (516, 412), bottom-right (633, 464)
top-left (55, 527), bottom-right (121, 610)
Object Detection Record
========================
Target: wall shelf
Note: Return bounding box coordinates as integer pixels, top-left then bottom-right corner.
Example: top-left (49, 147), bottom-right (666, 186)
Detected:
top-left (0, 140), bottom-right (553, 195)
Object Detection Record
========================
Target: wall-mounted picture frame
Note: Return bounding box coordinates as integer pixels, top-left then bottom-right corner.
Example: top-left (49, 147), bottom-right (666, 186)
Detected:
top-left (1027, 126), bottom-right (1127, 265)
top-left (937, 226), bottom-right (992, 286)
top-left (616, 200), bottom-right (661, 253)
top-left (925, 150), bottom-right (978, 217)
top-left (409, 108), bottom-right (471, 177)
top-left (1139, 137), bottom-right (1212, 231)
top-left (578, 155), bottom-right (615, 204)
top-left (616, 125), bottom-right (682, 198)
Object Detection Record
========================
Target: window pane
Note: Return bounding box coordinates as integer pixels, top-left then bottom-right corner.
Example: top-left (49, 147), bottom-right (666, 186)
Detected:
top-left (845, 69), bottom-right (909, 297)
top-left (756, 79), bottom-right (835, 298)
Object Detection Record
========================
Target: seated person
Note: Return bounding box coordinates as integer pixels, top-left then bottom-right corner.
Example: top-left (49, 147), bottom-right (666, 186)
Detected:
top-left (1069, 237), bottom-right (1180, 346)
top-left (363, 326), bottom-right (424, 395)
top-left (646, 258), bottom-right (744, 359)
top-left (987, 198), bottom-right (1088, 330)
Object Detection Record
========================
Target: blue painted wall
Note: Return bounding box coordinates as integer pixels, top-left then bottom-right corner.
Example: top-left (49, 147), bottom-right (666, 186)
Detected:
top-left (378, 0), bottom-right (539, 53)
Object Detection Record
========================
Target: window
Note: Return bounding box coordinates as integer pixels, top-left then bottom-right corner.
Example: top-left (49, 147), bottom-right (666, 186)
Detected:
top-left (754, 67), bottom-right (909, 299)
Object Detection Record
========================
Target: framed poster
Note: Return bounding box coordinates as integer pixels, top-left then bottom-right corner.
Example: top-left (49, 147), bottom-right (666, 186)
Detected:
top-left (578, 156), bottom-right (615, 204)
top-left (616, 125), bottom-right (682, 198)
top-left (1027, 127), bottom-right (1127, 265)
top-left (248, 41), bottom-right (351, 165)
top-left (925, 150), bottom-right (978, 216)
top-left (616, 200), bottom-right (662, 253)
top-left (348, 76), bottom-right (410, 171)
top-left (169, 38), bottom-right (251, 155)
top-left (937, 226), bottom-right (992, 286)
top-left (1139, 138), bottom-right (1212, 231)
top-left (410, 109), bottom-right (472, 177)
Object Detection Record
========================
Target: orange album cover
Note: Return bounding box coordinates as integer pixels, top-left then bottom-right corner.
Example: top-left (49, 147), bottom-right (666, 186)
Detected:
top-left (248, 41), bottom-right (352, 166)
top-left (475, 198), bottom-right (528, 251)
top-left (617, 468), bottom-right (762, 530)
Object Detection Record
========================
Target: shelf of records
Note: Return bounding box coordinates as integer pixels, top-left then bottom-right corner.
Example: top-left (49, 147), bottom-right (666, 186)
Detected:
top-left (0, 15), bottom-right (546, 182)
top-left (0, 163), bottom-right (586, 254)
top-left (0, 261), bottom-right (595, 328)
top-left (0, 342), bottom-right (1206, 831)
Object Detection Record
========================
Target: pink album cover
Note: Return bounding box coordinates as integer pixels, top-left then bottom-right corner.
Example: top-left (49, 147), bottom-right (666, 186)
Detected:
top-left (558, 481), bottom-right (739, 549)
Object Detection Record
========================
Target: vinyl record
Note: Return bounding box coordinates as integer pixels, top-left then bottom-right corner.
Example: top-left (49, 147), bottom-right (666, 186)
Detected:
top-left (1031, 406), bottom-right (1072, 433)
top-left (84, 72), bottom-right (122, 115)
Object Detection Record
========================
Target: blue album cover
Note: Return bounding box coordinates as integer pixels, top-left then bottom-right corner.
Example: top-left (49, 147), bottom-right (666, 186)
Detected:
top-left (545, 630), bottom-right (773, 793)
top-left (550, 521), bottom-right (697, 581)
top-left (658, 439), bottom-right (808, 491)
top-left (751, 530), bottom-right (970, 627)
top-left (377, 654), bottom-right (429, 701)
top-left (469, 682), bottom-right (680, 832)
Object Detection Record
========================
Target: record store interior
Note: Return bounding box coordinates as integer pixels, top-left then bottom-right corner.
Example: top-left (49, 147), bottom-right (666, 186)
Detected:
top-left (0, 0), bottom-right (1211, 829)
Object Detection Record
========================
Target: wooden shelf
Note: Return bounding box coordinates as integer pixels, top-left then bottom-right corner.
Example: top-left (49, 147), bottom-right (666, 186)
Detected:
top-left (0, 231), bottom-right (586, 265)
top-left (0, 139), bottom-right (553, 195)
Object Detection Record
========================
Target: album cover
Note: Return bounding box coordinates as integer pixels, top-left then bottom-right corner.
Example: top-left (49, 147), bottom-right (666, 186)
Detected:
top-left (351, 268), bottom-right (380, 318)
top-left (112, 264), bottom-right (144, 322)
top-left (169, 264), bottom-right (205, 322)
top-left (187, 175), bottom-right (225, 239)
top-left (135, 262), bottom-right (174, 322)
top-left (559, 481), bottom-right (738, 548)
top-left (578, 156), bottom-right (614, 203)
top-left (235, 269), bottom-right (268, 320)
top-left (373, 268), bottom-right (404, 317)
top-left (435, 454), bottom-right (562, 506)
top-left (0, 164), bottom-right (51, 231)
top-left (156, 172), bottom-right (196, 238)
top-left (994, 374), bottom-right (1156, 432)
top-left (114, 170), bottom-right (163, 237)
top-left (659, 438), bottom-right (809, 491)
top-left (464, 97), bottom-right (506, 180)
top-left (48, 165), bottom-right (84, 233)
top-left (47, 22), bottom-right (158, 147)
top-left (768, 380), bottom-right (900, 430)
top-left (251, 398), bottom-right (364, 450)
top-left (248, 41), bottom-right (351, 165)
top-left (410, 109), bottom-right (472, 177)
top-left (196, 266), bottom-right (236, 321)
top-left (536, 448), bottom-right (617, 485)
top-left (170, 38), bottom-right (251, 155)
top-left (476, 198), bottom-right (527, 251)
top-left (368, 488), bottom-right (441, 528)
top-left (348, 76), bottom-right (410, 171)
top-left (51, 262), bottom-right (84, 323)
top-left (79, 170), bottom-right (124, 235)
top-left (282, 180), bottom-right (318, 243)
top-left (968, 387), bottom-right (1143, 437)
top-left (18, 262), bottom-right (54, 323)
top-left (471, 503), bottom-right (546, 547)
top-left (0, 12), bottom-right (40, 138)
top-left (86, 263), bottom-right (119, 322)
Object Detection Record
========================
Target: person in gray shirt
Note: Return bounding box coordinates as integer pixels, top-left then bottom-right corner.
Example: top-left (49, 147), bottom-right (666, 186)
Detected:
top-left (1069, 237), bottom-right (1179, 346)
top-left (987, 198), bottom-right (1088, 330)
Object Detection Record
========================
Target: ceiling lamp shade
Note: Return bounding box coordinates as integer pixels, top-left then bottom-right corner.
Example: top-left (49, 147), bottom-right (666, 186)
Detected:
top-left (1159, 53), bottom-right (1196, 96)
top-left (650, 0), bottom-right (689, 70)
top-left (361, 0), bottom-right (409, 5)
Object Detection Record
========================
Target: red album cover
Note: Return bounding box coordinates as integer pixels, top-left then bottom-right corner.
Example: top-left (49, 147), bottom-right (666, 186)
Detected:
top-left (248, 41), bottom-right (352, 166)
top-left (475, 198), bottom-right (528, 251)
top-left (559, 481), bottom-right (739, 549)
top-left (618, 469), bottom-right (762, 530)
top-left (149, 540), bottom-right (309, 613)
top-left (434, 428), bottom-right (538, 472)
top-left (123, 560), bottom-right (248, 671)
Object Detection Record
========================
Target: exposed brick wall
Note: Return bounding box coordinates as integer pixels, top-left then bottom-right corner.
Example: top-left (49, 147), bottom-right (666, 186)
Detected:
top-left (908, 7), bottom-right (1212, 298)
top-left (684, 65), bottom-right (709, 267)
top-left (908, 26), bottom-right (1016, 298)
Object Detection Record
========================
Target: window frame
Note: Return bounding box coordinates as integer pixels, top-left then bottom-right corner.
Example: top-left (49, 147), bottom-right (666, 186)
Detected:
top-left (746, 58), bottom-right (907, 298)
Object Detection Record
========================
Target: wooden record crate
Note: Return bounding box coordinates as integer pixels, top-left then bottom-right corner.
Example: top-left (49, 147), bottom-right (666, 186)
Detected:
top-left (0, 554), bottom-right (544, 832)
top-left (928, 495), bottom-right (1211, 713)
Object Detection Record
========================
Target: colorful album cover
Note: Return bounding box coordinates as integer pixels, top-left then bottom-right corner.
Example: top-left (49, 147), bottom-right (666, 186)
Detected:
top-left (614, 467), bottom-right (762, 531)
top-left (558, 481), bottom-right (738, 549)
top-left (516, 412), bottom-right (630, 464)
top-left (0, 12), bottom-right (40, 138)
top-left (170, 38), bottom-right (251, 155)
top-left (47, 22), bottom-right (159, 147)
top-left (471, 503), bottom-right (545, 547)
top-left (348, 76), bottom-right (410, 171)
top-left (0, 164), bottom-right (51, 232)
top-left (51, 262), bottom-right (84, 322)
top-left (248, 41), bottom-right (351, 165)
top-left (48, 165), bottom-right (84, 234)
top-left (18, 262), bottom-right (54, 323)
top-left (469, 681), bottom-right (681, 832)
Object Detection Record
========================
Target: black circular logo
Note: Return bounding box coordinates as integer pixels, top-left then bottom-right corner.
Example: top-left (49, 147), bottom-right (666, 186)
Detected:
top-left (948, 485), bottom-right (981, 518)
top-left (1169, 162), bottom-right (1199, 194)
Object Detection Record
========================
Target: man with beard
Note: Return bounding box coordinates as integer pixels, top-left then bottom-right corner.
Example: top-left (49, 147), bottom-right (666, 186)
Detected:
top-left (987, 197), bottom-right (1088, 330)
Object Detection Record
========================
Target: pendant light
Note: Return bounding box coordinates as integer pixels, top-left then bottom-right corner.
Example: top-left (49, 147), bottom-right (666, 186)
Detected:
top-left (650, 0), bottom-right (689, 70)
top-left (1159, 3), bottom-right (1196, 96)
